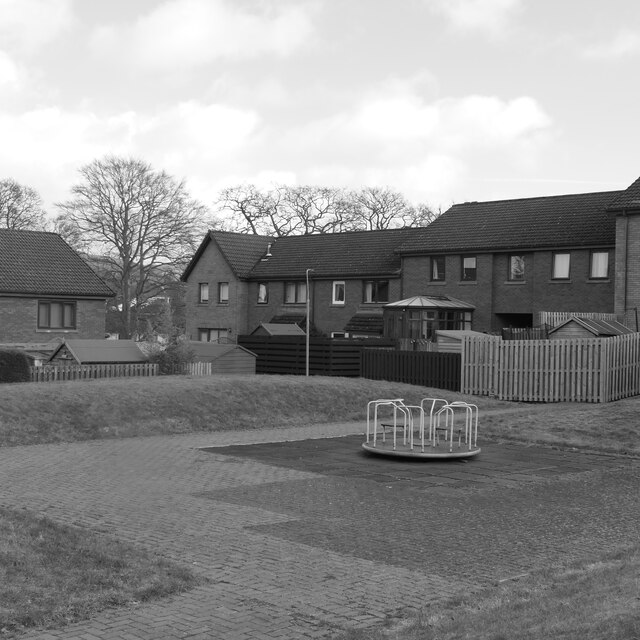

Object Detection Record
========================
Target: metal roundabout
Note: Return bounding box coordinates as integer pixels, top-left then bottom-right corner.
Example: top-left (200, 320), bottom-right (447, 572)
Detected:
top-left (362, 398), bottom-right (481, 460)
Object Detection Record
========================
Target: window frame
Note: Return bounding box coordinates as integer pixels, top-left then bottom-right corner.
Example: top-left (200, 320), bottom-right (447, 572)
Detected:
top-left (38, 300), bottom-right (77, 330)
top-left (552, 252), bottom-right (571, 280)
top-left (218, 282), bottom-right (229, 304)
top-left (332, 281), bottom-right (346, 305)
top-left (508, 254), bottom-right (525, 281)
top-left (284, 281), bottom-right (307, 304)
top-left (430, 256), bottom-right (446, 282)
top-left (590, 250), bottom-right (609, 279)
top-left (198, 282), bottom-right (209, 303)
top-left (198, 328), bottom-right (227, 343)
top-left (257, 282), bottom-right (269, 304)
top-left (363, 280), bottom-right (389, 304)
top-left (461, 255), bottom-right (477, 281)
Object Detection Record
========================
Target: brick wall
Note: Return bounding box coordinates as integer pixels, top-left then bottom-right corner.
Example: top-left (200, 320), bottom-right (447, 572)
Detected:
top-left (0, 297), bottom-right (107, 342)
top-left (614, 213), bottom-right (640, 319)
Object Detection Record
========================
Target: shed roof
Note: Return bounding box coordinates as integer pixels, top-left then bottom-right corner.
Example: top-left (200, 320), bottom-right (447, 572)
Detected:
top-left (0, 229), bottom-right (114, 297)
top-left (548, 316), bottom-right (634, 337)
top-left (188, 341), bottom-right (256, 360)
top-left (49, 339), bottom-right (147, 363)
top-left (384, 295), bottom-right (475, 310)
top-left (397, 190), bottom-right (619, 255)
top-left (253, 323), bottom-right (306, 336)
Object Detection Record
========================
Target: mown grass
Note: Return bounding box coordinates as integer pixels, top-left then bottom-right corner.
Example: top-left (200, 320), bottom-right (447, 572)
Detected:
top-left (0, 507), bottom-right (202, 638)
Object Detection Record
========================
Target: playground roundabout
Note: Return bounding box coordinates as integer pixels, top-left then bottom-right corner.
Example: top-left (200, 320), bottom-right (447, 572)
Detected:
top-left (364, 397), bottom-right (481, 461)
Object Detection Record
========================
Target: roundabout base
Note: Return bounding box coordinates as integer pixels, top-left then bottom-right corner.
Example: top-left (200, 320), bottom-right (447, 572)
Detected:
top-left (362, 441), bottom-right (481, 460)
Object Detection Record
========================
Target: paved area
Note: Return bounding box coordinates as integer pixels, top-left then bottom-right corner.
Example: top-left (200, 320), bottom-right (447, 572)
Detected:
top-left (1, 420), bottom-right (640, 639)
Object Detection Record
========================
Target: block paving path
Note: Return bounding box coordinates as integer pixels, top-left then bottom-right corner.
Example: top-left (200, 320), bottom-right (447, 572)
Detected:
top-left (1, 417), bottom-right (640, 639)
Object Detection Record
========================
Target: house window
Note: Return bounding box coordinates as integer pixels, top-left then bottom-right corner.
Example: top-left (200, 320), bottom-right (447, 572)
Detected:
top-left (198, 283), bottom-right (209, 303)
top-left (364, 280), bottom-right (389, 303)
top-left (431, 256), bottom-right (446, 281)
top-left (332, 281), bottom-right (345, 305)
top-left (38, 301), bottom-right (76, 329)
top-left (198, 328), bottom-right (227, 342)
top-left (509, 255), bottom-right (525, 281)
top-left (257, 283), bottom-right (268, 304)
top-left (552, 253), bottom-right (571, 279)
top-left (461, 256), bottom-right (477, 281)
top-left (218, 282), bottom-right (229, 303)
top-left (285, 281), bottom-right (307, 303)
top-left (590, 251), bottom-right (609, 279)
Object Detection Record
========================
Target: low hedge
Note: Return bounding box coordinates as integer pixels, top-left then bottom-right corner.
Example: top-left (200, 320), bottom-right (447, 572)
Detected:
top-left (0, 349), bottom-right (31, 383)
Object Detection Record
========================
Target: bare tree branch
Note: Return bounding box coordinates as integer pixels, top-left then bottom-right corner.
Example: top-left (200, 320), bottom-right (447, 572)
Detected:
top-left (0, 179), bottom-right (47, 230)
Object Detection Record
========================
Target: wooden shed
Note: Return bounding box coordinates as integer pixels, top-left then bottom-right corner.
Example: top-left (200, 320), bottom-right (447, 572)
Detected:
top-left (48, 339), bottom-right (148, 364)
top-left (548, 316), bottom-right (634, 340)
top-left (188, 342), bottom-right (257, 374)
top-left (435, 330), bottom-right (488, 353)
top-left (251, 323), bottom-right (306, 336)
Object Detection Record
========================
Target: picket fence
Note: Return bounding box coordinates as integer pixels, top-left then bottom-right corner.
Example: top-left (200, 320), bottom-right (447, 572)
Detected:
top-left (462, 333), bottom-right (640, 403)
top-left (31, 363), bottom-right (158, 382)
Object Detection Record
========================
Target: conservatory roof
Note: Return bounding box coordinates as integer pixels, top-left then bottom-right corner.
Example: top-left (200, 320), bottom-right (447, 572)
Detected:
top-left (384, 295), bottom-right (475, 310)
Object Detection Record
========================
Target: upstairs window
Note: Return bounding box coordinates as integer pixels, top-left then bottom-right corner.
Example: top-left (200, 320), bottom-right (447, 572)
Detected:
top-left (431, 256), bottom-right (446, 281)
top-left (285, 281), bottom-right (307, 303)
top-left (218, 282), bottom-right (229, 303)
top-left (461, 256), bottom-right (477, 281)
top-left (363, 280), bottom-right (389, 303)
top-left (552, 253), bottom-right (571, 280)
top-left (509, 255), bottom-right (525, 281)
top-left (198, 283), bottom-right (209, 303)
top-left (38, 301), bottom-right (76, 330)
top-left (257, 283), bottom-right (268, 304)
top-left (332, 281), bottom-right (345, 305)
top-left (590, 251), bottom-right (609, 279)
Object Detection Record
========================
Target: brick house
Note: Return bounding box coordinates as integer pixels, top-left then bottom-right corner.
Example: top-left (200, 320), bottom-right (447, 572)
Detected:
top-left (0, 229), bottom-right (114, 343)
top-left (181, 228), bottom-right (416, 339)
top-left (181, 175), bottom-right (640, 340)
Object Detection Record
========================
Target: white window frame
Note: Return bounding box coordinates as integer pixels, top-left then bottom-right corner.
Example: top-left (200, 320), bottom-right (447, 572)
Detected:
top-left (332, 281), bottom-right (345, 305)
top-left (461, 256), bottom-right (477, 281)
top-left (590, 251), bottom-right (609, 279)
top-left (198, 283), bottom-right (209, 303)
top-left (218, 282), bottom-right (229, 303)
top-left (552, 253), bottom-right (571, 280)
top-left (509, 255), bottom-right (525, 281)
top-left (257, 283), bottom-right (268, 304)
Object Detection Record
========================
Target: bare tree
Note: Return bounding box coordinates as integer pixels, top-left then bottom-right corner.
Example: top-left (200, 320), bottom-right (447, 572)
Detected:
top-left (214, 184), bottom-right (279, 235)
top-left (56, 156), bottom-right (207, 338)
top-left (0, 178), bottom-right (47, 230)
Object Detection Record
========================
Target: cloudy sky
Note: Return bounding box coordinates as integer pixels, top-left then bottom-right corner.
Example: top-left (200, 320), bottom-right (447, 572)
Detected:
top-left (1, 0), bottom-right (639, 217)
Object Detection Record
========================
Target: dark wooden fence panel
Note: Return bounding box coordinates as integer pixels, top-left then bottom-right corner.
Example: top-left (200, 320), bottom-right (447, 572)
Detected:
top-left (361, 349), bottom-right (461, 391)
top-left (237, 336), bottom-right (395, 376)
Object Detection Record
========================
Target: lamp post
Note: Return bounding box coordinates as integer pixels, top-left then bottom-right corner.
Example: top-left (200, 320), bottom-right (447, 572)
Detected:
top-left (306, 268), bottom-right (314, 376)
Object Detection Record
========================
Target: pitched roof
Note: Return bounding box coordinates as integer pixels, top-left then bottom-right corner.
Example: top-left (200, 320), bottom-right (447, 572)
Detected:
top-left (249, 228), bottom-right (417, 279)
top-left (398, 190), bottom-right (620, 254)
top-left (187, 341), bottom-right (257, 360)
top-left (606, 176), bottom-right (640, 211)
top-left (548, 316), bottom-right (634, 337)
top-left (384, 295), bottom-right (475, 310)
top-left (252, 322), bottom-right (306, 336)
top-left (181, 230), bottom-right (273, 280)
top-left (0, 229), bottom-right (114, 297)
top-left (49, 339), bottom-right (147, 363)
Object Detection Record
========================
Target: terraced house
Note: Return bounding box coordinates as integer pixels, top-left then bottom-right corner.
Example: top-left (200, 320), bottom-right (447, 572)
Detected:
top-left (0, 229), bottom-right (114, 343)
top-left (181, 175), bottom-right (640, 341)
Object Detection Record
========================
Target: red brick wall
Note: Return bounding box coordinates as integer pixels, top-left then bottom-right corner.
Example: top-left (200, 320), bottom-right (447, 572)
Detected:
top-left (0, 297), bottom-right (107, 342)
top-left (614, 213), bottom-right (640, 322)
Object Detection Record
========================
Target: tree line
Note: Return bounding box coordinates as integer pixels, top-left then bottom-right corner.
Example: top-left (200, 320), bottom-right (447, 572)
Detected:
top-left (2, 156), bottom-right (439, 339)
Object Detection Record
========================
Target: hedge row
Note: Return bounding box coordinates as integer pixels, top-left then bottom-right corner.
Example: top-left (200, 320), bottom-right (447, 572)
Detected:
top-left (0, 349), bottom-right (31, 383)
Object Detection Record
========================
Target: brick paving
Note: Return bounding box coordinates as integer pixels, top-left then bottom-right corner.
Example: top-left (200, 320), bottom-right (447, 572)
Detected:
top-left (1, 419), bottom-right (640, 639)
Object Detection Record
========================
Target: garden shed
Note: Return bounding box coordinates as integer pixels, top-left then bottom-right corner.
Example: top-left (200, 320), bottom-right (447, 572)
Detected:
top-left (548, 316), bottom-right (634, 340)
top-left (188, 342), bottom-right (257, 374)
top-left (251, 323), bottom-right (306, 336)
top-left (48, 339), bottom-right (148, 364)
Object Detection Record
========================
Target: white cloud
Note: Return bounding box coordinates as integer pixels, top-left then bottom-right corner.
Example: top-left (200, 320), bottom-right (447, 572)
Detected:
top-left (0, 0), bottom-right (74, 53)
top-left (0, 51), bottom-right (20, 89)
top-left (91, 0), bottom-right (315, 70)
top-left (424, 0), bottom-right (521, 35)
top-left (582, 29), bottom-right (640, 58)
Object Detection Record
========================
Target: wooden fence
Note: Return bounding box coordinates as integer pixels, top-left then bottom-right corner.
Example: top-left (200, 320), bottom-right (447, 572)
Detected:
top-left (361, 349), bottom-right (461, 391)
top-left (461, 333), bottom-right (640, 402)
top-left (30, 363), bottom-right (158, 382)
top-left (238, 336), bottom-right (395, 376)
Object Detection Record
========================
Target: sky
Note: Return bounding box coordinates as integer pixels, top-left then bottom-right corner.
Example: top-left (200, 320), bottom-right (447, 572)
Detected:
top-left (1, 0), bottom-right (640, 219)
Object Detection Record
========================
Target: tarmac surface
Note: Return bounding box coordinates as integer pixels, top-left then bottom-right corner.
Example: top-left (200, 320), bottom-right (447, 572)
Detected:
top-left (1, 419), bottom-right (640, 639)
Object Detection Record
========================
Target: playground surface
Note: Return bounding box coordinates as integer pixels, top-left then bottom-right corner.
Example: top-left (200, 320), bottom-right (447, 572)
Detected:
top-left (1, 420), bottom-right (639, 639)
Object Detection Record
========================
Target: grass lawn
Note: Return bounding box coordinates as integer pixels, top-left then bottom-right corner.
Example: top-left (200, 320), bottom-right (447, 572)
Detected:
top-left (0, 507), bottom-right (202, 638)
top-left (1, 374), bottom-right (640, 638)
